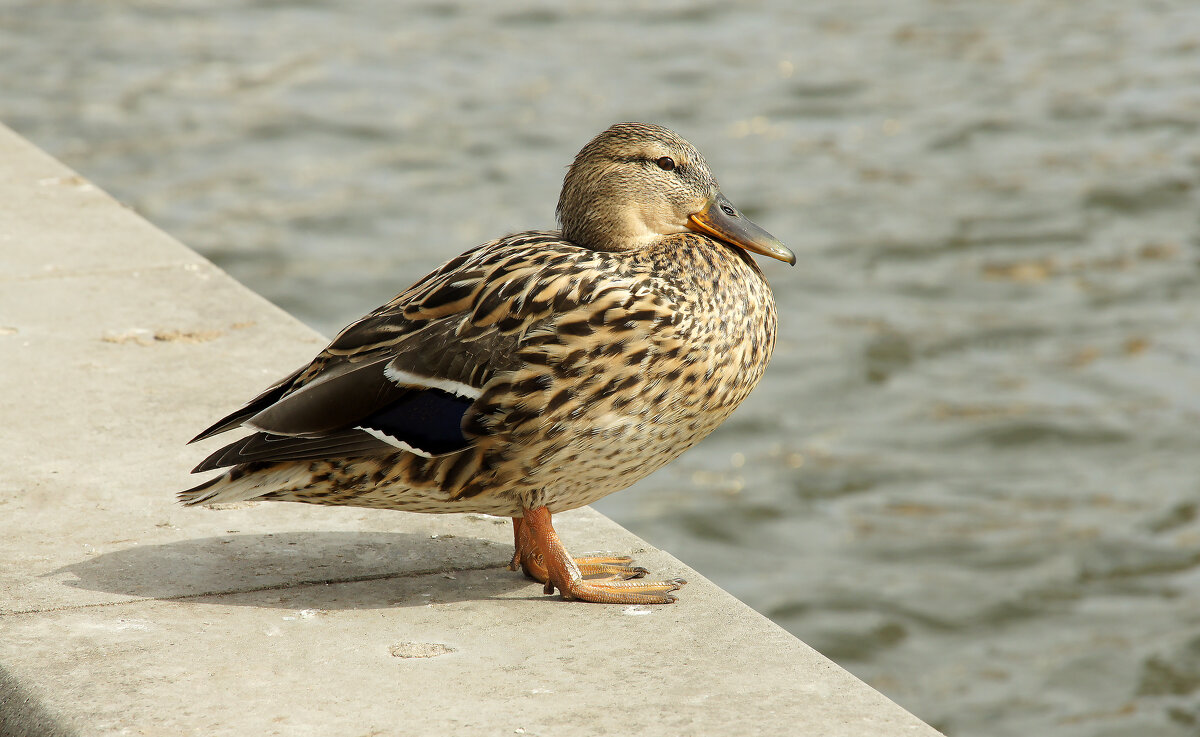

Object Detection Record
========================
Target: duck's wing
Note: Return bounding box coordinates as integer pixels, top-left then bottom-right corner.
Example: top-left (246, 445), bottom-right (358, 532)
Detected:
top-left (190, 233), bottom-right (607, 473)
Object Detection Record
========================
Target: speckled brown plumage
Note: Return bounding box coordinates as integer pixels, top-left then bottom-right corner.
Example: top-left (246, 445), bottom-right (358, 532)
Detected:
top-left (181, 122), bottom-right (793, 604)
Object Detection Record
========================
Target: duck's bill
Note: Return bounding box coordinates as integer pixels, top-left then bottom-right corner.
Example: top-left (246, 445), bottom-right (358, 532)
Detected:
top-left (687, 193), bottom-right (795, 265)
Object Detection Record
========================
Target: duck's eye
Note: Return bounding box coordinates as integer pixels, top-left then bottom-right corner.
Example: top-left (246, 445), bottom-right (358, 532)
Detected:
top-left (655, 156), bottom-right (676, 171)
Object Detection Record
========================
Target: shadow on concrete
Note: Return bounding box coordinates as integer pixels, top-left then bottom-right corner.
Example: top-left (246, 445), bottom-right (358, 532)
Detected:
top-left (0, 664), bottom-right (78, 737)
top-left (46, 531), bottom-right (526, 609)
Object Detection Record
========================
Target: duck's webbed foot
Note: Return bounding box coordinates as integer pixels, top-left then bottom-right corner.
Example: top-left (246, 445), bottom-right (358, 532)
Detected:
top-left (509, 508), bottom-right (685, 604)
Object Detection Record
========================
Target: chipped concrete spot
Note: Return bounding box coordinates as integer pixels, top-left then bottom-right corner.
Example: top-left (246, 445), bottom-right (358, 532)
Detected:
top-left (37, 175), bottom-right (94, 191)
top-left (77, 618), bottom-right (154, 633)
top-left (622, 606), bottom-right (653, 616)
top-left (152, 329), bottom-right (225, 343)
top-left (100, 324), bottom-right (253, 345)
top-left (282, 609), bottom-right (321, 621)
top-left (389, 642), bottom-right (454, 659)
top-left (101, 328), bottom-right (152, 345)
top-left (204, 501), bottom-right (261, 510)
top-left (465, 513), bottom-right (509, 525)
top-left (102, 327), bottom-right (228, 345)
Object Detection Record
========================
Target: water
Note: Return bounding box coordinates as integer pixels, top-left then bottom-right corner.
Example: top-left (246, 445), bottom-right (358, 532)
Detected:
top-left (6, 2), bottom-right (1200, 734)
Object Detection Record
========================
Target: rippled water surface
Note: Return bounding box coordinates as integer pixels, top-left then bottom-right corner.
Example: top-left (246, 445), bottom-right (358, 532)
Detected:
top-left (6, 2), bottom-right (1200, 734)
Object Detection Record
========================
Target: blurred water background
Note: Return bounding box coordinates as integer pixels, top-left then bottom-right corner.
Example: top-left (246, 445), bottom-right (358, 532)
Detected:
top-left (5, 1), bottom-right (1200, 734)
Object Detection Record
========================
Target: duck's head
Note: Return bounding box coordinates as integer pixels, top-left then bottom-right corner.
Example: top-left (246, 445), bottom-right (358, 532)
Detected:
top-left (557, 122), bottom-right (794, 265)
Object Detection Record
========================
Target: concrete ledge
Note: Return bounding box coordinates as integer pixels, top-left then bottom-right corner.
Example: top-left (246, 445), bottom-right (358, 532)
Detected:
top-left (0, 123), bottom-right (941, 736)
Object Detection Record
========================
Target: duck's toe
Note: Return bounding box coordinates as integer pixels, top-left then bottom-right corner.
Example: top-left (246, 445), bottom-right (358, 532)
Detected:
top-left (552, 576), bottom-right (685, 605)
top-left (577, 555), bottom-right (648, 580)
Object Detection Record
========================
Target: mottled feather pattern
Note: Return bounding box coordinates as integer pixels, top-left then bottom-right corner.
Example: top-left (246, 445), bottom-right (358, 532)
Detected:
top-left (184, 230), bottom-right (776, 517)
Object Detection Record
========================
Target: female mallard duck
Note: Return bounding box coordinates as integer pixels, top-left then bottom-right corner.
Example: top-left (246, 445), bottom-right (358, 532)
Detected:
top-left (182, 122), bottom-right (794, 604)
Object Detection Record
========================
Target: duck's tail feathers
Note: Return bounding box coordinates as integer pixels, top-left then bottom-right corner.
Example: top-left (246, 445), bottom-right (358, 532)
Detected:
top-left (177, 463), bottom-right (310, 507)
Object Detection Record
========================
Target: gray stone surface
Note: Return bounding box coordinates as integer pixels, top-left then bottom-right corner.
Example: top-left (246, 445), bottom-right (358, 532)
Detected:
top-left (0, 123), bottom-right (941, 736)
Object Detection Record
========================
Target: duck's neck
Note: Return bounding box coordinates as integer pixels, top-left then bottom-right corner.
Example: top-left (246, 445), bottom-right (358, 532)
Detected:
top-left (558, 187), bottom-right (689, 253)
top-left (559, 207), bottom-right (654, 252)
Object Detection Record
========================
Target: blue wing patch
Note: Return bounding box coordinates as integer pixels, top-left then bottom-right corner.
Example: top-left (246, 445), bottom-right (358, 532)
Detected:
top-left (358, 388), bottom-right (474, 456)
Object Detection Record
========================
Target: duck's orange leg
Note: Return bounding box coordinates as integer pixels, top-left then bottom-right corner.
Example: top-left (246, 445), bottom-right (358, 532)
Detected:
top-left (509, 517), bottom-right (524, 570)
top-left (516, 506), bottom-right (684, 604)
top-left (510, 515), bottom-right (648, 581)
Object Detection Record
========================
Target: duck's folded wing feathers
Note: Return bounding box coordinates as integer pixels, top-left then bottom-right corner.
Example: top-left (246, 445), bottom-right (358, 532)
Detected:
top-left (191, 429), bottom-right (396, 473)
top-left (189, 239), bottom-right (555, 472)
top-left (189, 234), bottom-right (620, 475)
top-left (191, 353), bottom-right (483, 472)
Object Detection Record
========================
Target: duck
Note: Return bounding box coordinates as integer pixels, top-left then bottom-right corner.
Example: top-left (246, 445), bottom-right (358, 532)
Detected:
top-left (181, 122), bottom-right (794, 604)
